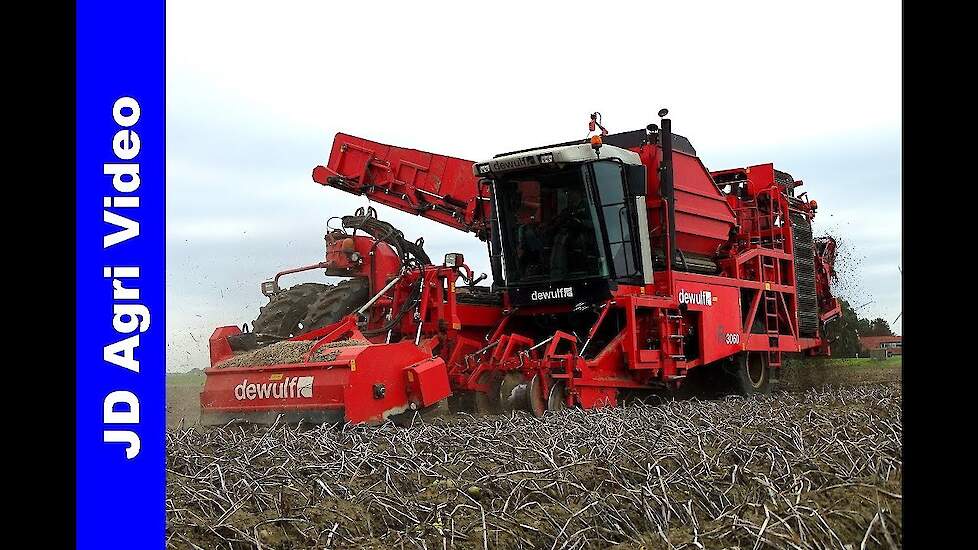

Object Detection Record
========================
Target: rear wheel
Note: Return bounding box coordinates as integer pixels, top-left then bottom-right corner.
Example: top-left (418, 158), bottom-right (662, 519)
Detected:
top-left (251, 278), bottom-right (370, 340)
top-left (731, 352), bottom-right (771, 396)
top-left (250, 282), bottom-right (325, 339)
top-left (676, 365), bottom-right (714, 400)
top-left (299, 278), bottom-right (370, 333)
top-left (675, 353), bottom-right (771, 400)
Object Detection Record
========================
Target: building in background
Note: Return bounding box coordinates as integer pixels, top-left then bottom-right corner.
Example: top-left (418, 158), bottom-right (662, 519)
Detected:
top-left (859, 335), bottom-right (902, 358)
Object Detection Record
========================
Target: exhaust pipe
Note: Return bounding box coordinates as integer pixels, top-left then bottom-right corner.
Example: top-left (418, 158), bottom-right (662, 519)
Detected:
top-left (658, 109), bottom-right (679, 270)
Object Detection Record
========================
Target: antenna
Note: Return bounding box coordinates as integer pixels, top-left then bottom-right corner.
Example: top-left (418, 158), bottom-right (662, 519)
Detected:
top-left (587, 112), bottom-right (609, 136)
top-left (892, 265), bottom-right (902, 325)
top-left (588, 112), bottom-right (608, 157)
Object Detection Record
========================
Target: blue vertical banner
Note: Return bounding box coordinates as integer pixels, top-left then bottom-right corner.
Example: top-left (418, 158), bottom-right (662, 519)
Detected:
top-left (76, 1), bottom-right (165, 547)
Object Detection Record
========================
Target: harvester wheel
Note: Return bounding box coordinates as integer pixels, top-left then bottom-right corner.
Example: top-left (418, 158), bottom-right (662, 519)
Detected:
top-left (731, 352), bottom-right (771, 397)
top-left (251, 282), bottom-right (325, 339)
top-left (675, 366), bottom-right (709, 400)
top-left (300, 278), bottom-right (370, 333)
top-left (676, 363), bottom-right (730, 400)
top-left (251, 278), bottom-right (369, 340)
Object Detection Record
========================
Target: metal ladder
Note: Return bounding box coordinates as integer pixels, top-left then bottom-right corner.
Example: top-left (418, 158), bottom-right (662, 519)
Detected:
top-left (665, 310), bottom-right (686, 362)
top-left (762, 290), bottom-right (782, 368)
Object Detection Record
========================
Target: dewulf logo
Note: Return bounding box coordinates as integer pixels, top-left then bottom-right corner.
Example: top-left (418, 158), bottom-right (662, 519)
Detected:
top-left (234, 376), bottom-right (314, 401)
top-left (678, 289), bottom-right (714, 306)
top-left (530, 287), bottom-right (574, 301)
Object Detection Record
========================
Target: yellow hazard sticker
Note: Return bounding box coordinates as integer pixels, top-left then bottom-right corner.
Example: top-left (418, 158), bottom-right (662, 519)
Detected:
top-left (350, 360), bottom-right (356, 372)
top-left (764, 282), bottom-right (771, 290)
top-left (269, 373), bottom-right (283, 381)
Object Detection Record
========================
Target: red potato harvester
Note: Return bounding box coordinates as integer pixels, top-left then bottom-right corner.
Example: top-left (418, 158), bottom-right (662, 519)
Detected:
top-left (200, 111), bottom-right (841, 425)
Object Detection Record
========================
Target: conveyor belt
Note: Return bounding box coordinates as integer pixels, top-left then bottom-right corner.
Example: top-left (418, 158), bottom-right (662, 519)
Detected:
top-left (790, 211), bottom-right (818, 338)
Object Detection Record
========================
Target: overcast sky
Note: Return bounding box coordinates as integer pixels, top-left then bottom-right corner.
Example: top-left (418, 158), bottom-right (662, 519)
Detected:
top-left (166, 1), bottom-right (901, 371)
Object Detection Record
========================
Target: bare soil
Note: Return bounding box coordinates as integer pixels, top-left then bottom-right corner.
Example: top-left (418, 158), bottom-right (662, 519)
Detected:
top-left (166, 357), bottom-right (902, 548)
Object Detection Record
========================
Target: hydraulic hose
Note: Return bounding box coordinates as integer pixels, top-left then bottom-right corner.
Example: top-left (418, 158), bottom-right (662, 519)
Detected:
top-left (361, 264), bottom-right (426, 337)
top-left (341, 214), bottom-right (432, 265)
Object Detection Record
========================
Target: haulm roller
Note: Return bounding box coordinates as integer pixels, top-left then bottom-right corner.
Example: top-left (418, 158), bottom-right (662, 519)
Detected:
top-left (200, 111), bottom-right (841, 425)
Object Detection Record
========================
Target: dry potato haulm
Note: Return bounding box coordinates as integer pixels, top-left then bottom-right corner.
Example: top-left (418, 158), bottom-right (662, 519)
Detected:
top-left (102, 96), bottom-right (151, 460)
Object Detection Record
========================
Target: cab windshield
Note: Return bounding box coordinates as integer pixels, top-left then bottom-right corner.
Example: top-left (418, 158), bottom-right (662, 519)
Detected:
top-left (494, 165), bottom-right (608, 284)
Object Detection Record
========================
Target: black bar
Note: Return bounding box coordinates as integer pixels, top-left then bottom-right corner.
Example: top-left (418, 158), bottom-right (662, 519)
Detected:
top-left (660, 118), bottom-right (678, 268)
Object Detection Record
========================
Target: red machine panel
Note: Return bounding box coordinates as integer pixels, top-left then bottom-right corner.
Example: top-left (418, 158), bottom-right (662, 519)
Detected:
top-left (672, 152), bottom-right (737, 256)
top-left (202, 329), bottom-right (451, 424)
top-left (312, 133), bottom-right (490, 237)
top-left (673, 278), bottom-right (744, 365)
top-left (407, 358), bottom-right (452, 407)
top-left (200, 363), bottom-right (349, 417)
top-left (637, 145), bottom-right (737, 258)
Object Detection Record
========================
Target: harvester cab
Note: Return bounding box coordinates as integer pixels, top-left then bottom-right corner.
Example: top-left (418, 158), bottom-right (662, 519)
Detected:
top-left (475, 133), bottom-right (653, 307)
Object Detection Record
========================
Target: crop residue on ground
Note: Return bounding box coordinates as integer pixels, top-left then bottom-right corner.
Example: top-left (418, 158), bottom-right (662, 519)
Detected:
top-left (167, 384), bottom-right (902, 549)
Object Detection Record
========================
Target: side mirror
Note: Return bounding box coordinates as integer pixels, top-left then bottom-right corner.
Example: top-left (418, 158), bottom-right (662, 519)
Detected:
top-left (625, 164), bottom-right (647, 196)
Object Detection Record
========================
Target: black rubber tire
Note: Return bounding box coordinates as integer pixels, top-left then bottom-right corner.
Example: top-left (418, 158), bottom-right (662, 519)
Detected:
top-left (251, 278), bottom-right (369, 340)
top-left (675, 366), bottom-right (715, 400)
top-left (251, 282), bottom-right (325, 338)
top-left (731, 352), bottom-right (771, 397)
top-left (299, 278), bottom-right (370, 333)
top-left (676, 353), bottom-right (771, 400)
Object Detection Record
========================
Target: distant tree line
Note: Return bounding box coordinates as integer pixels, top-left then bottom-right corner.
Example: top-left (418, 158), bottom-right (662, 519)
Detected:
top-left (823, 299), bottom-right (895, 357)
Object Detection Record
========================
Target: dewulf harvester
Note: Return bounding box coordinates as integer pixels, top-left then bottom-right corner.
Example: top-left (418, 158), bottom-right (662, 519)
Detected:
top-left (200, 111), bottom-right (842, 425)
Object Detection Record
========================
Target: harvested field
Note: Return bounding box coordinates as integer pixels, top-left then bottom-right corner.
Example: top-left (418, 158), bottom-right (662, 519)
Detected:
top-left (167, 383), bottom-right (902, 549)
top-left (778, 356), bottom-right (902, 392)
